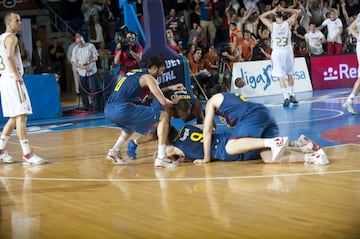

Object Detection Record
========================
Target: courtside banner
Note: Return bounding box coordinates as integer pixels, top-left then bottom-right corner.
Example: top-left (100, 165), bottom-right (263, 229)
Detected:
top-left (310, 54), bottom-right (358, 90)
top-left (230, 57), bottom-right (312, 97)
top-left (0, 0), bottom-right (37, 10)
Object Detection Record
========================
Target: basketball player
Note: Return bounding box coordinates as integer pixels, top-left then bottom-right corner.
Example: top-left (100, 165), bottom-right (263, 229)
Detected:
top-left (0, 12), bottom-right (48, 165)
top-left (343, 12), bottom-right (360, 115)
top-left (166, 124), bottom-right (329, 165)
top-left (259, 6), bottom-right (299, 107)
top-left (194, 92), bottom-right (289, 164)
top-left (104, 56), bottom-right (178, 168)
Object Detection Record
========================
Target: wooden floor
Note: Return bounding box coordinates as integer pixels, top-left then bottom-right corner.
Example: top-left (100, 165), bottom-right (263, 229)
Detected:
top-left (0, 127), bottom-right (359, 238)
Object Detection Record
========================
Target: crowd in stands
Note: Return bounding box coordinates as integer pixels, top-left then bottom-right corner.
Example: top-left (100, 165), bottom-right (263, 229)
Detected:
top-left (22, 0), bottom-right (359, 100)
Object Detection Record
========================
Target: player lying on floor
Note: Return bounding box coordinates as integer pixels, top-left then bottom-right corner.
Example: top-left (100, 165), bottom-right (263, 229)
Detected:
top-left (164, 124), bottom-right (330, 165)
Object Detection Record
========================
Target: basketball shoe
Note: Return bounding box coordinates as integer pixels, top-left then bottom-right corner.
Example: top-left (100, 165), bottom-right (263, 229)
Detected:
top-left (296, 134), bottom-right (321, 153)
top-left (22, 153), bottom-right (48, 166)
top-left (0, 150), bottom-right (17, 163)
top-left (106, 149), bottom-right (127, 165)
top-left (342, 100), bottom-right (357, 114)
top-left (154, 157), bottom-right (179, 168)
top-left (127, 140), bottom-right (137, 159)
top-left (269, 137), bottom-right (289, 161)
top-left (304, 148), bottom-right (330, 165)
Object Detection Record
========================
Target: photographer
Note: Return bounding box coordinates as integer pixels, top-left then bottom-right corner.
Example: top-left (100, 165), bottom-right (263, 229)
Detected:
top-left (219, 43), bottom-right (241, 91)
top-left (113, 31), bottom-right (143, 75)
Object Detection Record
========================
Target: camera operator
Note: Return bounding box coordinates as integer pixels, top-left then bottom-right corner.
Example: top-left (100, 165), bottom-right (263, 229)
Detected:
top-left (113, 31), bottom-right (143, 75)
top-left (219, 43), bottom-right (241, 91)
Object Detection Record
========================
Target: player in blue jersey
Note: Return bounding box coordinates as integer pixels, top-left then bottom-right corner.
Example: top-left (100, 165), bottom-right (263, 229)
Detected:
top-left (126, 87), bottom-right (204, 159)
top-left (194, 92), bottom-right (289, 164)
top-left (104, 56), bottom-right (178, 168)
top-left (165, 124), bottom-right (329, 165)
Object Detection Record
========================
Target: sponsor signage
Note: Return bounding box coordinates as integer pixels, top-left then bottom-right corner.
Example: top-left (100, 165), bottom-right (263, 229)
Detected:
top-left (310, 54), bottom-right (358, 90)
top-left (231, 57), bottom-right (313, 97)
top-left (0, 0), bottom-right (37, 10)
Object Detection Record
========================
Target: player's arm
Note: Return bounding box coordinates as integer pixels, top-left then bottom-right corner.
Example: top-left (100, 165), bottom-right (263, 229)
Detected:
top-left (142, 75), bottom-right (173, 106)
top-left (347, 18), bottom-right (357, 38)
top-left (259, 8), bottom-right (276, 32)
top-left (5, 34), bottom-right (22, 83)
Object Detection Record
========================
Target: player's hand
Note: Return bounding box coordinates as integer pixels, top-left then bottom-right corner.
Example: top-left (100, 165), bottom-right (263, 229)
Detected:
top-left (169, 83), bottom-right (185, 91)
top-left (193, 159), bottom-right (210, 164)
top-left (165, 98), bottom-right (174, 105)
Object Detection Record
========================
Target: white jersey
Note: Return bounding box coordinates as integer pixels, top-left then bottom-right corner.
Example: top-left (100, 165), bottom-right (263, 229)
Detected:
top-left (321, 18), bottom-right (343, 43)
top-left (0, 32), bottom-right (32, 117)
top-left (0, 32), bottom-right (24, 76)
top-left (356, 13), bottom-right (360, 77)
top-left (270, 21), bottom-right (294, 78)
top-left (271, 21), bottom-right (292, 51)
top-left (304, 30), bottom-right (325, 55)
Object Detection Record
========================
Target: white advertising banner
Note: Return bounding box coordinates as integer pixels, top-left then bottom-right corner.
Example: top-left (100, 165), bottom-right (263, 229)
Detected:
top-left (230, 57), bottom-right (313, 97)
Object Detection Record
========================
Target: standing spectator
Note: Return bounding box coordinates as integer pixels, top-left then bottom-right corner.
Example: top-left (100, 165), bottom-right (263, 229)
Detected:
top-left (166, 29), bottom-right (182, 55)
top-left (0, 12), bottom-right (48, 165)
top-left (71, 34), bottom-right (100, 111)
top-left (99, 0), bottom-right (117, 43)
top-left (113, 31), bottom-right (143, 75)
top-left (104, 56), bottom-right (177, 168)
top-left (18, 36), bottom-right (32, 75)
top-left (259, 6), bottom-right (300, 107)
top-left (89, 14), bottom-right (104, 48)
top-left (165, 8), bottom-right (180, 41)
top-left (317, 8), bottom-right (343, 55)
top-left (188, 23), bottom-right (204, 48)
top-left (304, 22), bottom-right (326, 56)
top-left (342, 12), bottom-right (360, 114)
top-left (48, 37), bottom-right (65, 91)
top-left (178, 14), bottom-right (190, 48)
top-left (198, 0), bottom-right (217, 47)
top-left (32, 39), bottom-right (51, 74)
top-left (67, 32), bottom-right (80, 94)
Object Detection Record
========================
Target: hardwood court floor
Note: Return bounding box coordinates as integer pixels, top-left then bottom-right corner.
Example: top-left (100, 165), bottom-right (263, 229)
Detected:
top-left (0, 127), bottom-right (359, 239)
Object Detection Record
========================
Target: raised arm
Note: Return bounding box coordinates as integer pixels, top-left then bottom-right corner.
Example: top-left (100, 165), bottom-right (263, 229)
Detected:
top-left (259, 7), bottom-right (276, 32)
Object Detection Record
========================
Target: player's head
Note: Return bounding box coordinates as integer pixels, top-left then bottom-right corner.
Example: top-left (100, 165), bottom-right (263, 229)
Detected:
top-left (274, 11), bottom-right (284, 22)
top-left (235, 77), bottom-right (245, 88)
top-left (4, 12), bottom-right (21, 33)
top-left (176, 99), bottom-right (192, 121)
top-left (146, 56), bottom-right (166, 78)
top-left (210, 84), bottom-right (227, 95)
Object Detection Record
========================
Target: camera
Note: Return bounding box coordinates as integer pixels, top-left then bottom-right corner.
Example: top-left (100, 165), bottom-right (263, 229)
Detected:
top-left (114, 25), bottom-right (129, 45)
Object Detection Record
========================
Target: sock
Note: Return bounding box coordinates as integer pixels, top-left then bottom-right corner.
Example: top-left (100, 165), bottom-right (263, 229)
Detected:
top-left (157, 144), bottom-right (166, 159)
top-left (348, 93), bottom-right (355, 103)
top-left (0, 135), bottom-right (10, 151)
top-left (133, 138), bottom-right (138, 145)
top-left (288, 86), bottom-right (295, 96)
top-left (264, 138), bottom-right (273, 148)
top-left (113, 136), bottom-right (125, 152)
top-left (281, 88), bottom-right (288, 99)
top-left (20, 139), bottom-right (31, 155)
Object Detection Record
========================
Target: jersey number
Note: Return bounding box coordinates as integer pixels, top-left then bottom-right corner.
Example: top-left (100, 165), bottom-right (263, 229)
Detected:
top-left (0, 56), bottom-right (5, 71)
top-left (276, 37), bottom-right (289, 47)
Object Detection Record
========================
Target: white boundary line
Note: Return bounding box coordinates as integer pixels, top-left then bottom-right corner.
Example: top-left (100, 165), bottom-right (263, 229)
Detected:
top-left (1, 169), bottom-right (360, 182)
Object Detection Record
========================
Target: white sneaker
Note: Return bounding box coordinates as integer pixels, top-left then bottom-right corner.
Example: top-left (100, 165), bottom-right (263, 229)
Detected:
top-left (296, 134), bottom-right (321, 153)
top-left (22, 153), bottom-right (48, 166)
top-left (106, 149), bottom-right (127, 165)
top-left (154, 157), bottom-right (179, 168)
top-left (270, 137), bottom-right (289, 161)
top-left (342, 101), bottom-right (357, 114)
top-left (0, 150), bottom-right (17, 163)
top-left (304, 148), bottom-right (330, 165)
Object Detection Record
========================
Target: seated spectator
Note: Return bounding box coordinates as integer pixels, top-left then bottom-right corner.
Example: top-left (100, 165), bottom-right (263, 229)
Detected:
top-left (188, 23), bottom-right (204, 48)
top-left (188, 47), bottom-right (217, 98)
top-left (203, 44), bottom-right (219, 82)
top-left (305, 22), bottom-right (326, 56)
top-left (166, 29), bottom-right (182, 55)
top-left (238, 30), bottom-right (257, 61)
top-left (252, 37), bottom-right (272, 60)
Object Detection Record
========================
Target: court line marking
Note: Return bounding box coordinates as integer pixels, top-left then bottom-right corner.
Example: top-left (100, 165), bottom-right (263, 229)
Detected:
top-left (1, 169), bottom-right (359, 182)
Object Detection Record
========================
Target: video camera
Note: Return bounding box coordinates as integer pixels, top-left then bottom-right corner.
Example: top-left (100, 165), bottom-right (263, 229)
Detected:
top-left (114, 25), bottom-right (130, 45)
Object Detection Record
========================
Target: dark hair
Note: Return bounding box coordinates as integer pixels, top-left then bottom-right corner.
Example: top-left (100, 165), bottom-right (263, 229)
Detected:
top-left (210, 84), bottom-right (227, 95)
top-left (275, 12), bottom-right (283, 19)
top-left (168, 125), bottom-right (179, 143)
top-left (176, 99), bottom-right (192, 112)
top-left (145, 56), bottom-right (165, 69)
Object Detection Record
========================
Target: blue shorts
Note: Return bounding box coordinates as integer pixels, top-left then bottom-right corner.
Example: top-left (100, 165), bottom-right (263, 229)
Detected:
top-left (229, 106), bottom-right (279, 139)
top-left (105, 102), bottom-right (161, 134)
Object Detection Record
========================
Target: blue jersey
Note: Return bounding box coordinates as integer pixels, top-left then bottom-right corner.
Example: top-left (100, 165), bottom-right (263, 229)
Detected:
top-left (216, 92), bottom-right (263, 128)
top-left (107, 68), bottom-right (148, 104)
top-left (172, 125), bottom-right (259, 161)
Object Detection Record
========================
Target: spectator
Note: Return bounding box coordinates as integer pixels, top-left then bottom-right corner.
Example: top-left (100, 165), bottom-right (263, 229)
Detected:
top-left (229, 21), bottom-right (243, 52)
top-left (317, 8), bottom-right (343, 55)
top-left (166, 29), bottom-right (182, 55)
top-left (89, 14), bottom-right (104, 48)
top-left (48, 37), bottom-right (65, 91)
top-left (67, 32), bottom-right (80, 94)
top-left (71, 34), bottom-right (100, 111)
top-left (304, 22), bottom-right (326, 56)
top-left (188, 23), bottom-right (204, 48)
top-left (198, 0), bottom-right (217, 47)
top-left (178, 14), bottom-right (190, 48)
top-left (239, 30), bottom-right (257, 61)
top-left (32, 39), bottom-right (51, 74)
top-left (165, 8), bottom-right (180, 41)
top-left (18, 36), bottom-right (32, 75)
top-left (113, 31), bottom-right (143, 75)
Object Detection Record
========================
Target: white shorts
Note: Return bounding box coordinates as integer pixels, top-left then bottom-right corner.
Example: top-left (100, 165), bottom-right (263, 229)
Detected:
top-left (0, 73), bottom-right (32, 117)
top-left (271, 48), bottom-right (294, 78)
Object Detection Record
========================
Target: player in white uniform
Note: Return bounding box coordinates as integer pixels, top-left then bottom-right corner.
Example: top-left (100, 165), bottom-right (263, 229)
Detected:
top-left (259, 6), bottom-right (299, 107)
top-left (0, 12), bottom-right (48, 165)
top-left (343, 13), bottom-right (360, 114)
